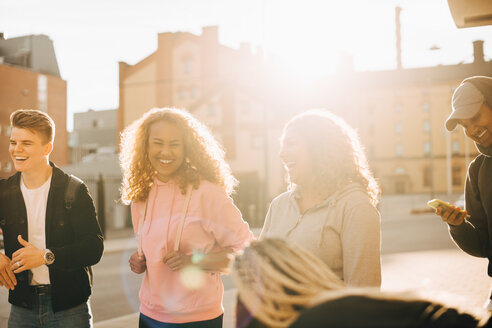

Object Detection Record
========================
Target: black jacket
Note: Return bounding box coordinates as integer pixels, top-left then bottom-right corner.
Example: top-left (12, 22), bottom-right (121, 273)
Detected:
top-left (0, 163), bottom-right (104, 312)
top-left (290, 296), bottom-right (490, 328)
top-left (448, 76), bottom-right (492, 276)
top-left (235, 296), bottom-right (489, 328)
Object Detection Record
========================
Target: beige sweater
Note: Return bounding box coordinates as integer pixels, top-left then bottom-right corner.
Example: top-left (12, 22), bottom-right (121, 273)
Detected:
top-left (260, 183), bottom-right (381, 287)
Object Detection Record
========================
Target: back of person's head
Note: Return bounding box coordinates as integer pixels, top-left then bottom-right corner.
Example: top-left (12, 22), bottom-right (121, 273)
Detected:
top-left (231, 238), bottom-right (345, 328)
top-left (282, 109), bottom-right (380, 206)
top-left (10, 109), bottom-right (55, 143)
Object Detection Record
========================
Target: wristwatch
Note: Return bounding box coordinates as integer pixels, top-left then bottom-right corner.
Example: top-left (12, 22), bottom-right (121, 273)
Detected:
top-left (43, 249), bottom-right (55, 266)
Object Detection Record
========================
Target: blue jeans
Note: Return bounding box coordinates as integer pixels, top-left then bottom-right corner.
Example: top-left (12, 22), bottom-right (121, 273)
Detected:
top-left (139, 313), bottom-right (223, 328)
top-left (8, 294), bottom-right (92, 328)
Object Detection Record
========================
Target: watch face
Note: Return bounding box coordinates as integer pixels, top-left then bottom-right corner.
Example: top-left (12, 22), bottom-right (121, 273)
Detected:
top-left (45, 250), bottom-right (55, 264)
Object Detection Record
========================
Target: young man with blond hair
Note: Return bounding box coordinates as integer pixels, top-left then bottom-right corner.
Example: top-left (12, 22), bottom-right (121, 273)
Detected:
top-left (0, 109), bottom-right (104, 327)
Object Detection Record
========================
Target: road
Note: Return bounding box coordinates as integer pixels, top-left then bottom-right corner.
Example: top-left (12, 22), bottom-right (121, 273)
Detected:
top-left (381, 213), bottom-right (456, 254)
top-left (0, 212), bottom-right (461, 326)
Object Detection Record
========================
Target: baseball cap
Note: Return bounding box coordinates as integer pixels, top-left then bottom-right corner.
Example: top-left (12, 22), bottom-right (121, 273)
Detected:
top-left (445, 82), bottom-right (485, 131)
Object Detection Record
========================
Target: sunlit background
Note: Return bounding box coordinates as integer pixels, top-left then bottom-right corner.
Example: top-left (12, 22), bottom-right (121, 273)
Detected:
top-left (2, 1), bottom-right (492, 326)
top-left (1, 0), bottom-right (491, 129)
top-left (1, 0), bottom-right (492, 228)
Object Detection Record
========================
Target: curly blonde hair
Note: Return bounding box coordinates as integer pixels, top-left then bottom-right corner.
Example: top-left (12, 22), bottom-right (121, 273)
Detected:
top-left (232, 238), bottom-right (345, 327)
top-left (120, 107), bottom-right (237, 204)
top-left (282, 109), bottom-right (380, 206)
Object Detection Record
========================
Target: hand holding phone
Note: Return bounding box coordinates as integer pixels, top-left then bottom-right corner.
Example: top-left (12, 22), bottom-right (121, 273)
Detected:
top-left (427, 199), bottom-right (452, 211)
top-left (427, 198), bottom-right (469, 226)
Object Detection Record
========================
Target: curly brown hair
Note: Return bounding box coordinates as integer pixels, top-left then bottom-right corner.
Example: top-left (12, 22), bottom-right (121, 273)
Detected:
top-left (120, 107), bottom-right (237, 204)
top-left (282, 109), bottom-right (380, 206)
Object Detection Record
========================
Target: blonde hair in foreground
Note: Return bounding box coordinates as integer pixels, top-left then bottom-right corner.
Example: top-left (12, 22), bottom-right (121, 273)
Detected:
top-left (283, 109), bottom-right (380, 206)
top-left (120, 107), bottom-right (237, 204)
top-left (231, 238), bottom-right (345, 327)
top-left (233, 239), bottom-right (490, 328)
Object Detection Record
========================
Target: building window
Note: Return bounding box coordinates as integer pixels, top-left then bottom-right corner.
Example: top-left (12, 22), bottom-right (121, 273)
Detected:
top-left (395, 122), bottom-right (402, 135)
top-left (368, 145), bottom-right (375, 159)
top-left (239, 101), bottom-right (250, 117)
top-left (38, 75), bottom-right (48, 112)
top-left (395, 166), bottom-right (405, 175)
top-left (190, 87), bottom-right (197, 99)
top-left (5, 162), bottom-right (12, 173)
top-left (395, 104), bottom-right (402, 112)
top-left (452, 140), bottom-right (460, 154)
top-left (251, 135), bottom-right (263, 149)
top-left (396, 143), bottom-right (403, 157)
top-left (6, 126), bottom-right (12, 136)
top-left (422, 102), bottom-right (430, 111)
top-left (178, 88), bottom-right (185, 99)
top-left (423, 120), bottom-right (430, 133)
top-left (452, 165), bottom-right (462, 186)
top-left (423, 166), bottom-right (431, 187)
top-left (424, 141), bottom-right (431, 156)
top-left (92, 120), bottom-right (98, 128)
top-left (184, 59), bottom-right (192, 74)
top-left (207, 105), bottom-right (217, 119)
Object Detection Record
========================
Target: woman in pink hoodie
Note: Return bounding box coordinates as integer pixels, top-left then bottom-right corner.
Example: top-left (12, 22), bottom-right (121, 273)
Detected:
top-left (120, 107), bottom-right (253, 328)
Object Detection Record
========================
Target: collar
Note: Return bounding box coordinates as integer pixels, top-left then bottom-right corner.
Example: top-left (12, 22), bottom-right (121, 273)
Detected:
top-left (153, 176), bottom-right (178, 187)
top-left (7, 161), bottom-right (65, 190)
top-left (288, 183), bottom-right (365, 210)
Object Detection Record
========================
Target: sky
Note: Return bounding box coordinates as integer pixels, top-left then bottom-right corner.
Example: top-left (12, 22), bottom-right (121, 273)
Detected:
top-left (1, 0), bottom-right (491, 131)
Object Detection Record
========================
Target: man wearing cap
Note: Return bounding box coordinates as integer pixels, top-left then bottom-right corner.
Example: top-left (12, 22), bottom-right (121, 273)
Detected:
top-left (435, 75), bottom-right (492, 308)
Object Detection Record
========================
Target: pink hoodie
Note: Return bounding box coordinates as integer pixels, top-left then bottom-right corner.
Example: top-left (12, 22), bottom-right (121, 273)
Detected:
top-left (131, 178), bottom-right (253, 323)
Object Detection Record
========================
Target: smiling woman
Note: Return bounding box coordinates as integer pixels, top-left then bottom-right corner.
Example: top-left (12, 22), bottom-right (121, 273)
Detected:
top-left (260, 109), bottom-right (381, 288)
top-left (147, 121), bottom-right (185, 182)
top-left (119, 107), bottom-right (253, 328)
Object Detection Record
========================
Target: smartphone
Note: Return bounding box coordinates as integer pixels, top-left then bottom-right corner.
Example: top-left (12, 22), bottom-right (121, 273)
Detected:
top-left (427, 198), bottom-right (470, 218)
top-left (427, 199), bottom-right (451, 211)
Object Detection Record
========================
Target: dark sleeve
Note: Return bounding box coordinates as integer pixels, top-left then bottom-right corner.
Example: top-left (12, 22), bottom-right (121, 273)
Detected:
top-left (290, 296), bottom-right (482, 328)
top-left (0, 181), bottom-right (4, 230)
top-left (49, 183), bottom-right (104, 270)
top-left (449, 157), bottom-right (490, 258)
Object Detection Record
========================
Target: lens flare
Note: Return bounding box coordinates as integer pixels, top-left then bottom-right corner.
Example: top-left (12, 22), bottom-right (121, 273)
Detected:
top-left (180, 265), bottom-right (205, 289)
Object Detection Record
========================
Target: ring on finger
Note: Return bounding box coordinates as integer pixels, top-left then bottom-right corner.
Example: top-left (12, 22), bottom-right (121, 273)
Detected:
top-left (17, 261), bottom-right (21, 267)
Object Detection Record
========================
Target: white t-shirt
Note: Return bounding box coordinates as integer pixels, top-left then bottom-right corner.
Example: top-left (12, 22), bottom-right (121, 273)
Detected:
top-left (21, 175), bottom-right (52, 285)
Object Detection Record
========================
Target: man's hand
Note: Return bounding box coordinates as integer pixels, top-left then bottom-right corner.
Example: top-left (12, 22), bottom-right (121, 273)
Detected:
top-left (436, 204), bottom-right (468, 226)
top-left (129, 252), bottom-right (146, 274)
top-left (10, 235), bottom-right (45, 273)
top-left (0, 253), bottom-right (16, 290)
top-left (163, 251), bottom-right (191, 271)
